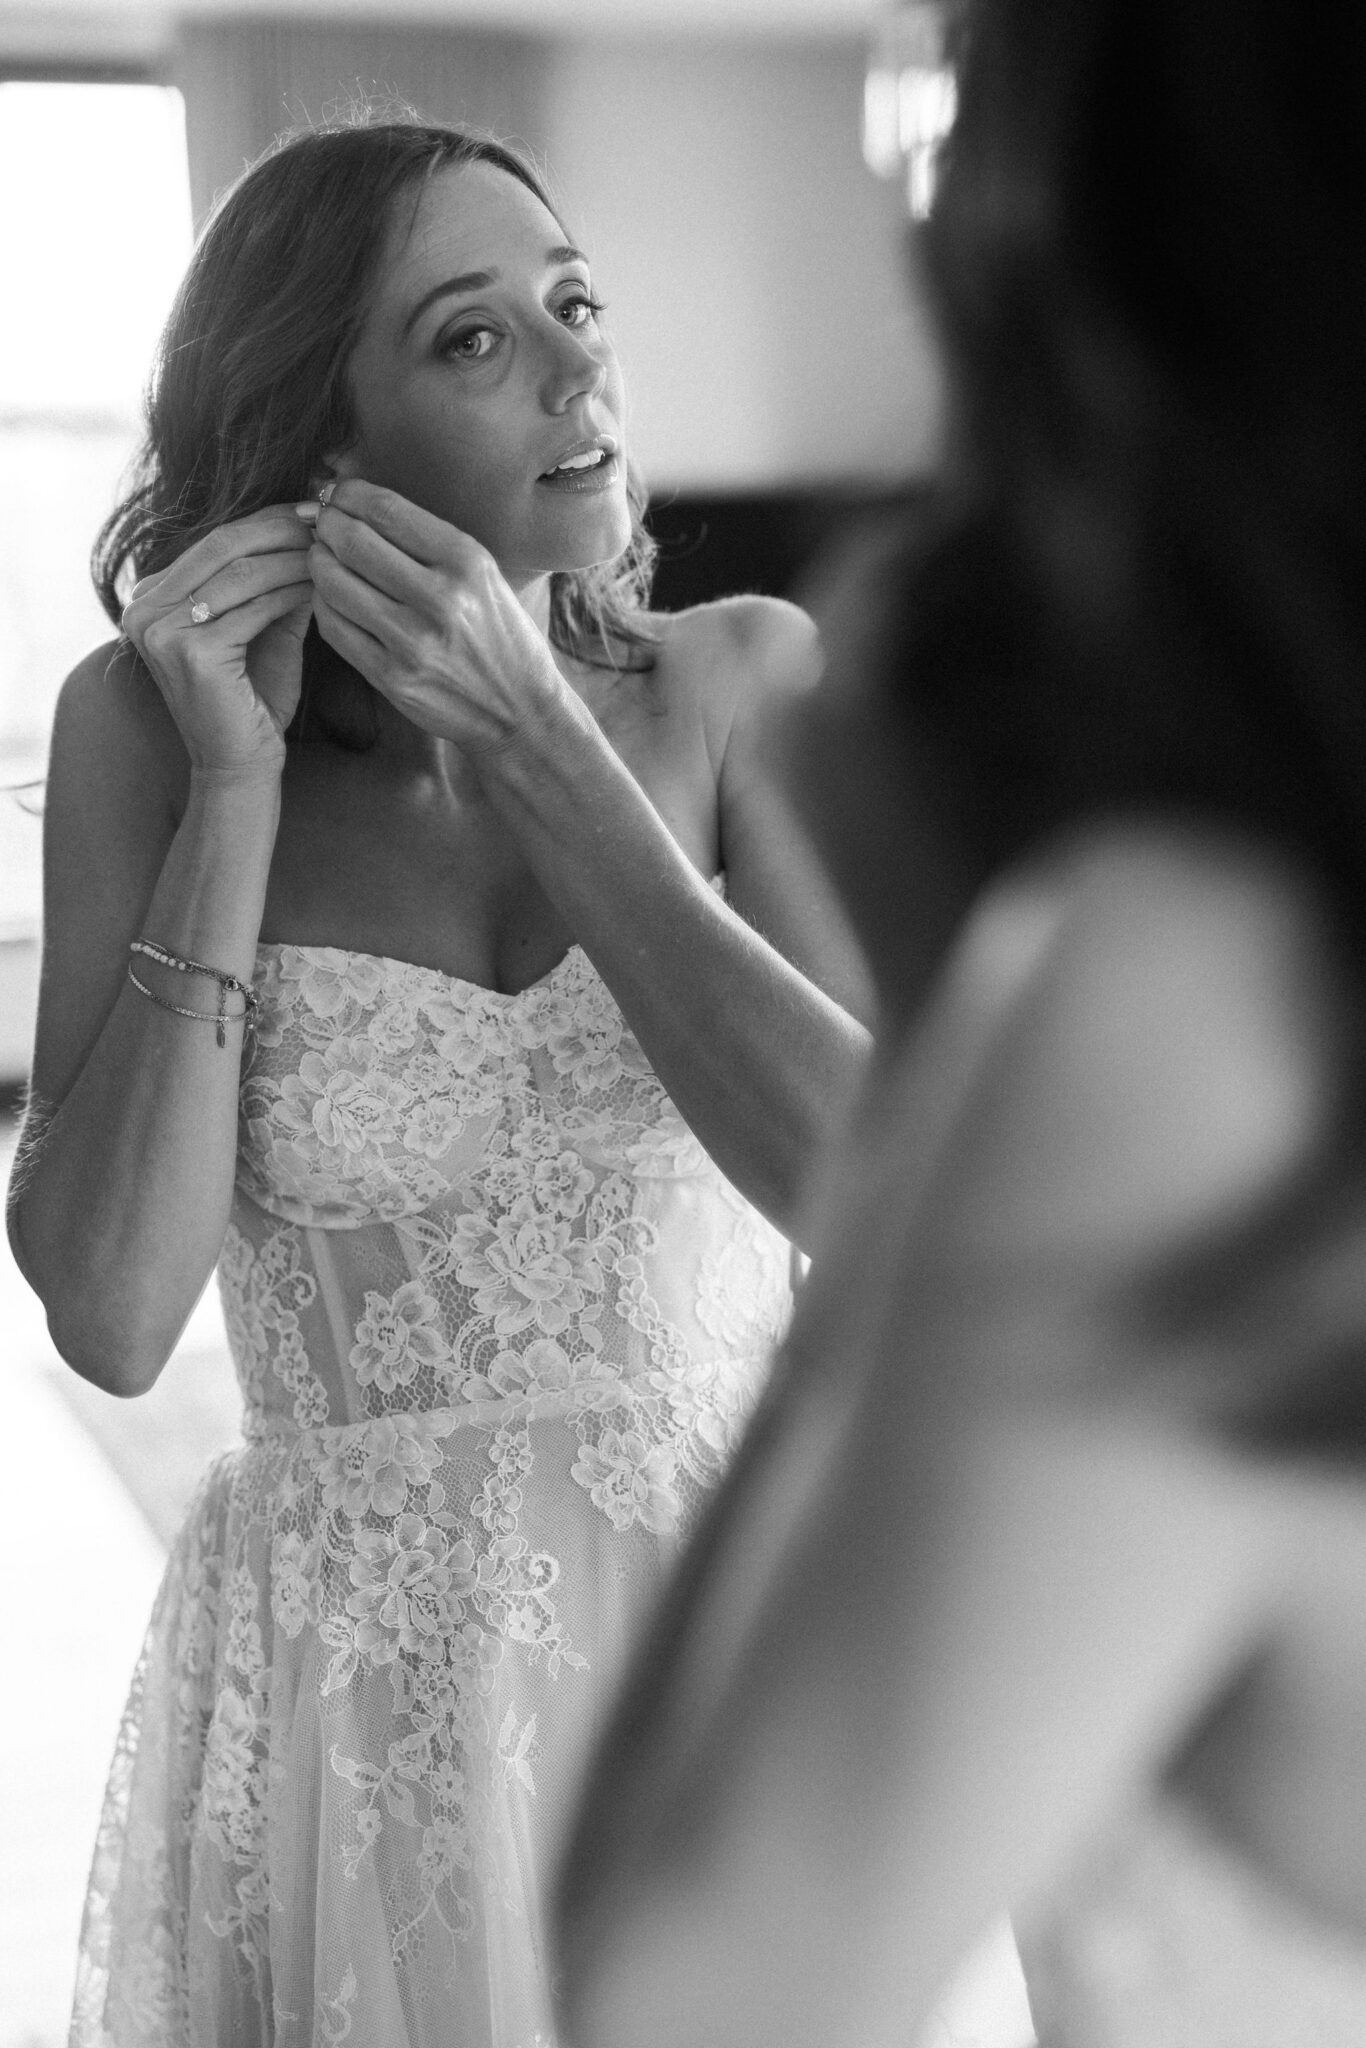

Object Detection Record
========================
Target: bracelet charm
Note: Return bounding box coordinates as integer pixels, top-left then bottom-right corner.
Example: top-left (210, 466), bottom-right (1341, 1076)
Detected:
top-left (127, 939), bottom-right (260, 1048)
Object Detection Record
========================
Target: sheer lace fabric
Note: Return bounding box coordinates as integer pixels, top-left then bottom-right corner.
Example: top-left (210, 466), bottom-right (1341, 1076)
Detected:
top-left (1022, 1791), bottom-right (1366, 2045)
top-left (71, 929), bottom-right (790, 2047)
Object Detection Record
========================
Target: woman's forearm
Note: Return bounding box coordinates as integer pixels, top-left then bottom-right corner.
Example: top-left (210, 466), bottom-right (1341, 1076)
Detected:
top-left (479, 697), bottom-right (871, 1241)
top-left (12, 769), bottom-right (281, 1393)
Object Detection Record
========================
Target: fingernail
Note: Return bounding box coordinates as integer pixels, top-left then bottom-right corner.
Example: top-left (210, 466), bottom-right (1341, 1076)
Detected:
top-left (294, 502), bottom-right (320, 524)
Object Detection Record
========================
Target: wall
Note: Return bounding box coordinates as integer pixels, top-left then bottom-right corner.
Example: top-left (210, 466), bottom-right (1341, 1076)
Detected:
top-left (541, 32), bottom-right (942, 490)
top-left (165, 16), bottom-right (941, 493)
top-left (170, 17), bottom-right (550, 223)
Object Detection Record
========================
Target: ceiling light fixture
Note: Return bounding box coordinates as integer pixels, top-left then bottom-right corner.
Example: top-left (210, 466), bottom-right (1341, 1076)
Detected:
top-left (862, 1), bottom-right (965, 221)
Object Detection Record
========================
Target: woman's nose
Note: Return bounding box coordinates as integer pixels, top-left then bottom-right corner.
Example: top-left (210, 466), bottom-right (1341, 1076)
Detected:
top-left (539, 322), bottom-right (609, 412)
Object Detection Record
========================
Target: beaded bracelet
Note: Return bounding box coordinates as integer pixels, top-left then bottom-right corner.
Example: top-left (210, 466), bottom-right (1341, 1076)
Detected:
top-left (127, 938), bottom-right (261, 1049)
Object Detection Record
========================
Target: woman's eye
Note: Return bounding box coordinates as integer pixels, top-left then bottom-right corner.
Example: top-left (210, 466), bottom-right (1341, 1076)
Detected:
top-left (557, 294), bottom-right (605, 329)
top-left (441, 326), bottom-right (497, 361)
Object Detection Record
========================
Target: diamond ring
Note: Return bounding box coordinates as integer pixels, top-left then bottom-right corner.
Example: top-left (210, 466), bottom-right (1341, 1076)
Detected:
top-left (189, 598), bottom-right (213, 625)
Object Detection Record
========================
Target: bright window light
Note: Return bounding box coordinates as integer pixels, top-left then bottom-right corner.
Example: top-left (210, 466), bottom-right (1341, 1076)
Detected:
top-left (0, 81), bottom-right (194, 957)
top-left (0, 82), bottom-right (192, 416)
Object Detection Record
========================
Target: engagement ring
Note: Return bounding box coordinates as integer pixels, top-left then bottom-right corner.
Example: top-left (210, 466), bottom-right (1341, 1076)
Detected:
top-left (189, 598), bottom-right (213, 624)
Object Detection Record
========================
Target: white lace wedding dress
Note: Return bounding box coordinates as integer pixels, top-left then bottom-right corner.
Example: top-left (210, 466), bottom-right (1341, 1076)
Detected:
top-left (70, 929), bottom-right (791, 2047)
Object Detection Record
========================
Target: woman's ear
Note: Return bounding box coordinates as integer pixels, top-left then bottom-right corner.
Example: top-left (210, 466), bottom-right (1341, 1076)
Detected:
top-left (308, 448), bottom-right (365, 498)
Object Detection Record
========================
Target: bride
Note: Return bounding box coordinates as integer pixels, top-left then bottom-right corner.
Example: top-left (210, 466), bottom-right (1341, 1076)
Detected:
top-left (7, 116), bottom-right (870, 2046)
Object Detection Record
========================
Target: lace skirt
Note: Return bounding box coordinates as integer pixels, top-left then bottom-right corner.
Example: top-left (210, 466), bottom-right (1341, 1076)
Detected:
top-left (70, 1419), bottom-right (674, 2048)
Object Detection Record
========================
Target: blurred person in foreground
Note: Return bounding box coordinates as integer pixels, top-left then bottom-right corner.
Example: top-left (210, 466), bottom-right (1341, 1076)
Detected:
top-left (5, 115), bottom-right (873, 2045)
top-left (555, 2), bottom-right (1366, 2042)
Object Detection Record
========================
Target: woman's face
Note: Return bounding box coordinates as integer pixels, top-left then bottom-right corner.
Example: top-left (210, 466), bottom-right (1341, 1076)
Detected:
top-left (337, 160), bottom-right (632, 586)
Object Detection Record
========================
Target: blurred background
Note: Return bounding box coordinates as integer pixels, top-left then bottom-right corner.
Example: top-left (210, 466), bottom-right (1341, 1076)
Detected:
top-left (0, 1), bottom-right (940, 2039)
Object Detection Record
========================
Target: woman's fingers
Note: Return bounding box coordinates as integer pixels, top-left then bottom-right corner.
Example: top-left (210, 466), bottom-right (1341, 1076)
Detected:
top-left (126, 506), bottom-right (317, 625)
top-left (124, 547), bottom-right (311, 668)
top-left (308, 533), bottom-right (414, 645)
top-left (144, 578), bottom-right (314, 665)
top-left (312, 591), bottom-right (388, 679)
top-left (318, 478), bottom-right (466, 569)
top-left (310, 503), bottom-right (437, 608)
top-left (172, 546), bottom-right (314, 628)
top-left (303, 476), bottom-right (561, 752)
top-left (116, 509), bottom-right (320, 776)
top-left (135, 573), bottom-right (314, 772)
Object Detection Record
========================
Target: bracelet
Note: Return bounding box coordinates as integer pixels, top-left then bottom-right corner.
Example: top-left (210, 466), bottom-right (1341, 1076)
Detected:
top-left (128, 938), bottom-right (261, 1050)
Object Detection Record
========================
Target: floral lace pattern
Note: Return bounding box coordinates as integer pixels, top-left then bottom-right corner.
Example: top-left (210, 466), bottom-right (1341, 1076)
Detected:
top-left (73, 935), bottom-right (790, 2048)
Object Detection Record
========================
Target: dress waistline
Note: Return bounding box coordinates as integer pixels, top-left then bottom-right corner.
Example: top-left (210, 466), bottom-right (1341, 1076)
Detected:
top-left (240, 1388), bottom-right (619, 1446)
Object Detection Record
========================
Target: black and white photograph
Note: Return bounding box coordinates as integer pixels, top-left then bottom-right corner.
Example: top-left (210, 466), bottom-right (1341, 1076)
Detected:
top-left (2, 2), bottom-right (1362, 2044)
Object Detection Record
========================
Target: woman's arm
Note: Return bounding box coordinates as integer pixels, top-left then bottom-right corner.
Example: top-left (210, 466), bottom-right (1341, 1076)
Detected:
top-left (8, 510), bottom-right (311, 1394)
top-left (569, 1408), bottom-right (1286, 2048)
top-left (308, 483), bottom-right (873, 1241)
top-left (556, 829), bottom-right (1336, 2046)
top-left (477, 597), bottom-right (872, 1237)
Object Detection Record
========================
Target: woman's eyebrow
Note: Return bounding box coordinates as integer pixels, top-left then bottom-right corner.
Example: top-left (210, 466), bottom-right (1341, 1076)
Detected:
top-left (402, 270), bottom-right (496, 338)
top-left (402, 245), bottom-right (591, 340)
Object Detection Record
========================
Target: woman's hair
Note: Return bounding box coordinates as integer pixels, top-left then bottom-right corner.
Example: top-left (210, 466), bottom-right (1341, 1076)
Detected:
top-left (94, 113), bottom-right (658, 746)
top-left (871, 0), bottom-right (1366, 934)
top-left (864, 0), bottom-right (1366, 1440)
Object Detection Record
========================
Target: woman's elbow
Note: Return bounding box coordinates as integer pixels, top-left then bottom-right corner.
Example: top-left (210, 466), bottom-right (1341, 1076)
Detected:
top-left (778, 1035), bottom-right (873, 1243)
top-left (41, 1284), bottom-right (172, 1395)
top-left (45, 1303), bottom-right (172, 1398)
top-left (18, 1234), bottom-right (174, 1397)
top-left (10, 1196), bottom-right (179, 1395)
top-left (752, 1135), bottom-right (831, 1254)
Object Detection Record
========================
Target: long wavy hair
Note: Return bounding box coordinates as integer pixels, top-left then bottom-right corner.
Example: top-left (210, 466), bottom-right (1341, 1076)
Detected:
top-left (861, 0), bottom-right (1366, 934)
top-left (866, 0), bottom-right (1366, 1435)
top-left (94, 114), bottom-right (659, 747)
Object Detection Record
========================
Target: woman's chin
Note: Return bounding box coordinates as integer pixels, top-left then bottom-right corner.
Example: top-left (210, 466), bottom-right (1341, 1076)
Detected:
top-left (508, 523), bottom-right (636, 585)
top-left (553, 506), bottom-right (636, 574)
top-left (545, 473), bottom-right (634, 555)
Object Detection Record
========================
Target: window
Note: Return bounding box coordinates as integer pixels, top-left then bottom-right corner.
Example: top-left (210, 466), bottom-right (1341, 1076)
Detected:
top-left (0, 80), bottom-right (191, 1069)
top-left (0, 80), bottom-right (192, 760)
top-left (0, 81), bottom-right (192, 1056)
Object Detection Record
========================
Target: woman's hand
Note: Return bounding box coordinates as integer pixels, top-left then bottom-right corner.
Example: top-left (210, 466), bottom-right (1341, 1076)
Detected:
top-left (305, 480), bottom-right (576, 761)
top-left (119, 506), bottom-right (315, 778)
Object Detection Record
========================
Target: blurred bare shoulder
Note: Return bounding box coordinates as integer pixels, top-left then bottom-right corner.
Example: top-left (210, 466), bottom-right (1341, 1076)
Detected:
top-left (915, 821), bottom-right (1345, 1282)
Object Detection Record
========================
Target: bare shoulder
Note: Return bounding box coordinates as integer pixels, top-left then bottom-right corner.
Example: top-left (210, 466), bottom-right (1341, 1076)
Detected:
top-left (920, 822), bottom-right (1345, 1272)
top-left (51, 636), bottom-right (186, 808)
top-left (652, 592), bottom-right (818, 675)
top-left (648, 596), bottom-right (820, 766)
top-left (643, 597), bottom-right (872, 1019)
top-left (1042, 822), bottom-right (1339, 1054)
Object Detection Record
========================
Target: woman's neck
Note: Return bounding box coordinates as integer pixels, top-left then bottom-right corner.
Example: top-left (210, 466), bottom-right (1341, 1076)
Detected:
top-left (366, 566), bottom-right (556, 789)
top-left (513, 571), bottom-right (554, 638)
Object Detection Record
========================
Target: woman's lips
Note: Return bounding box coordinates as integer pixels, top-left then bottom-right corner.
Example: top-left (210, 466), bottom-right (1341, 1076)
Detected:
top-left (535, 451), bottom-right (622, 494)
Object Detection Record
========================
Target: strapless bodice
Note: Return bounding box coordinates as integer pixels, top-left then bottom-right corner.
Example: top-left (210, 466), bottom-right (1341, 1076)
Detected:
top-left (219, 938), bottom-right (791, 1524)
top-left (236, 939), bottom-right (704, 1229)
